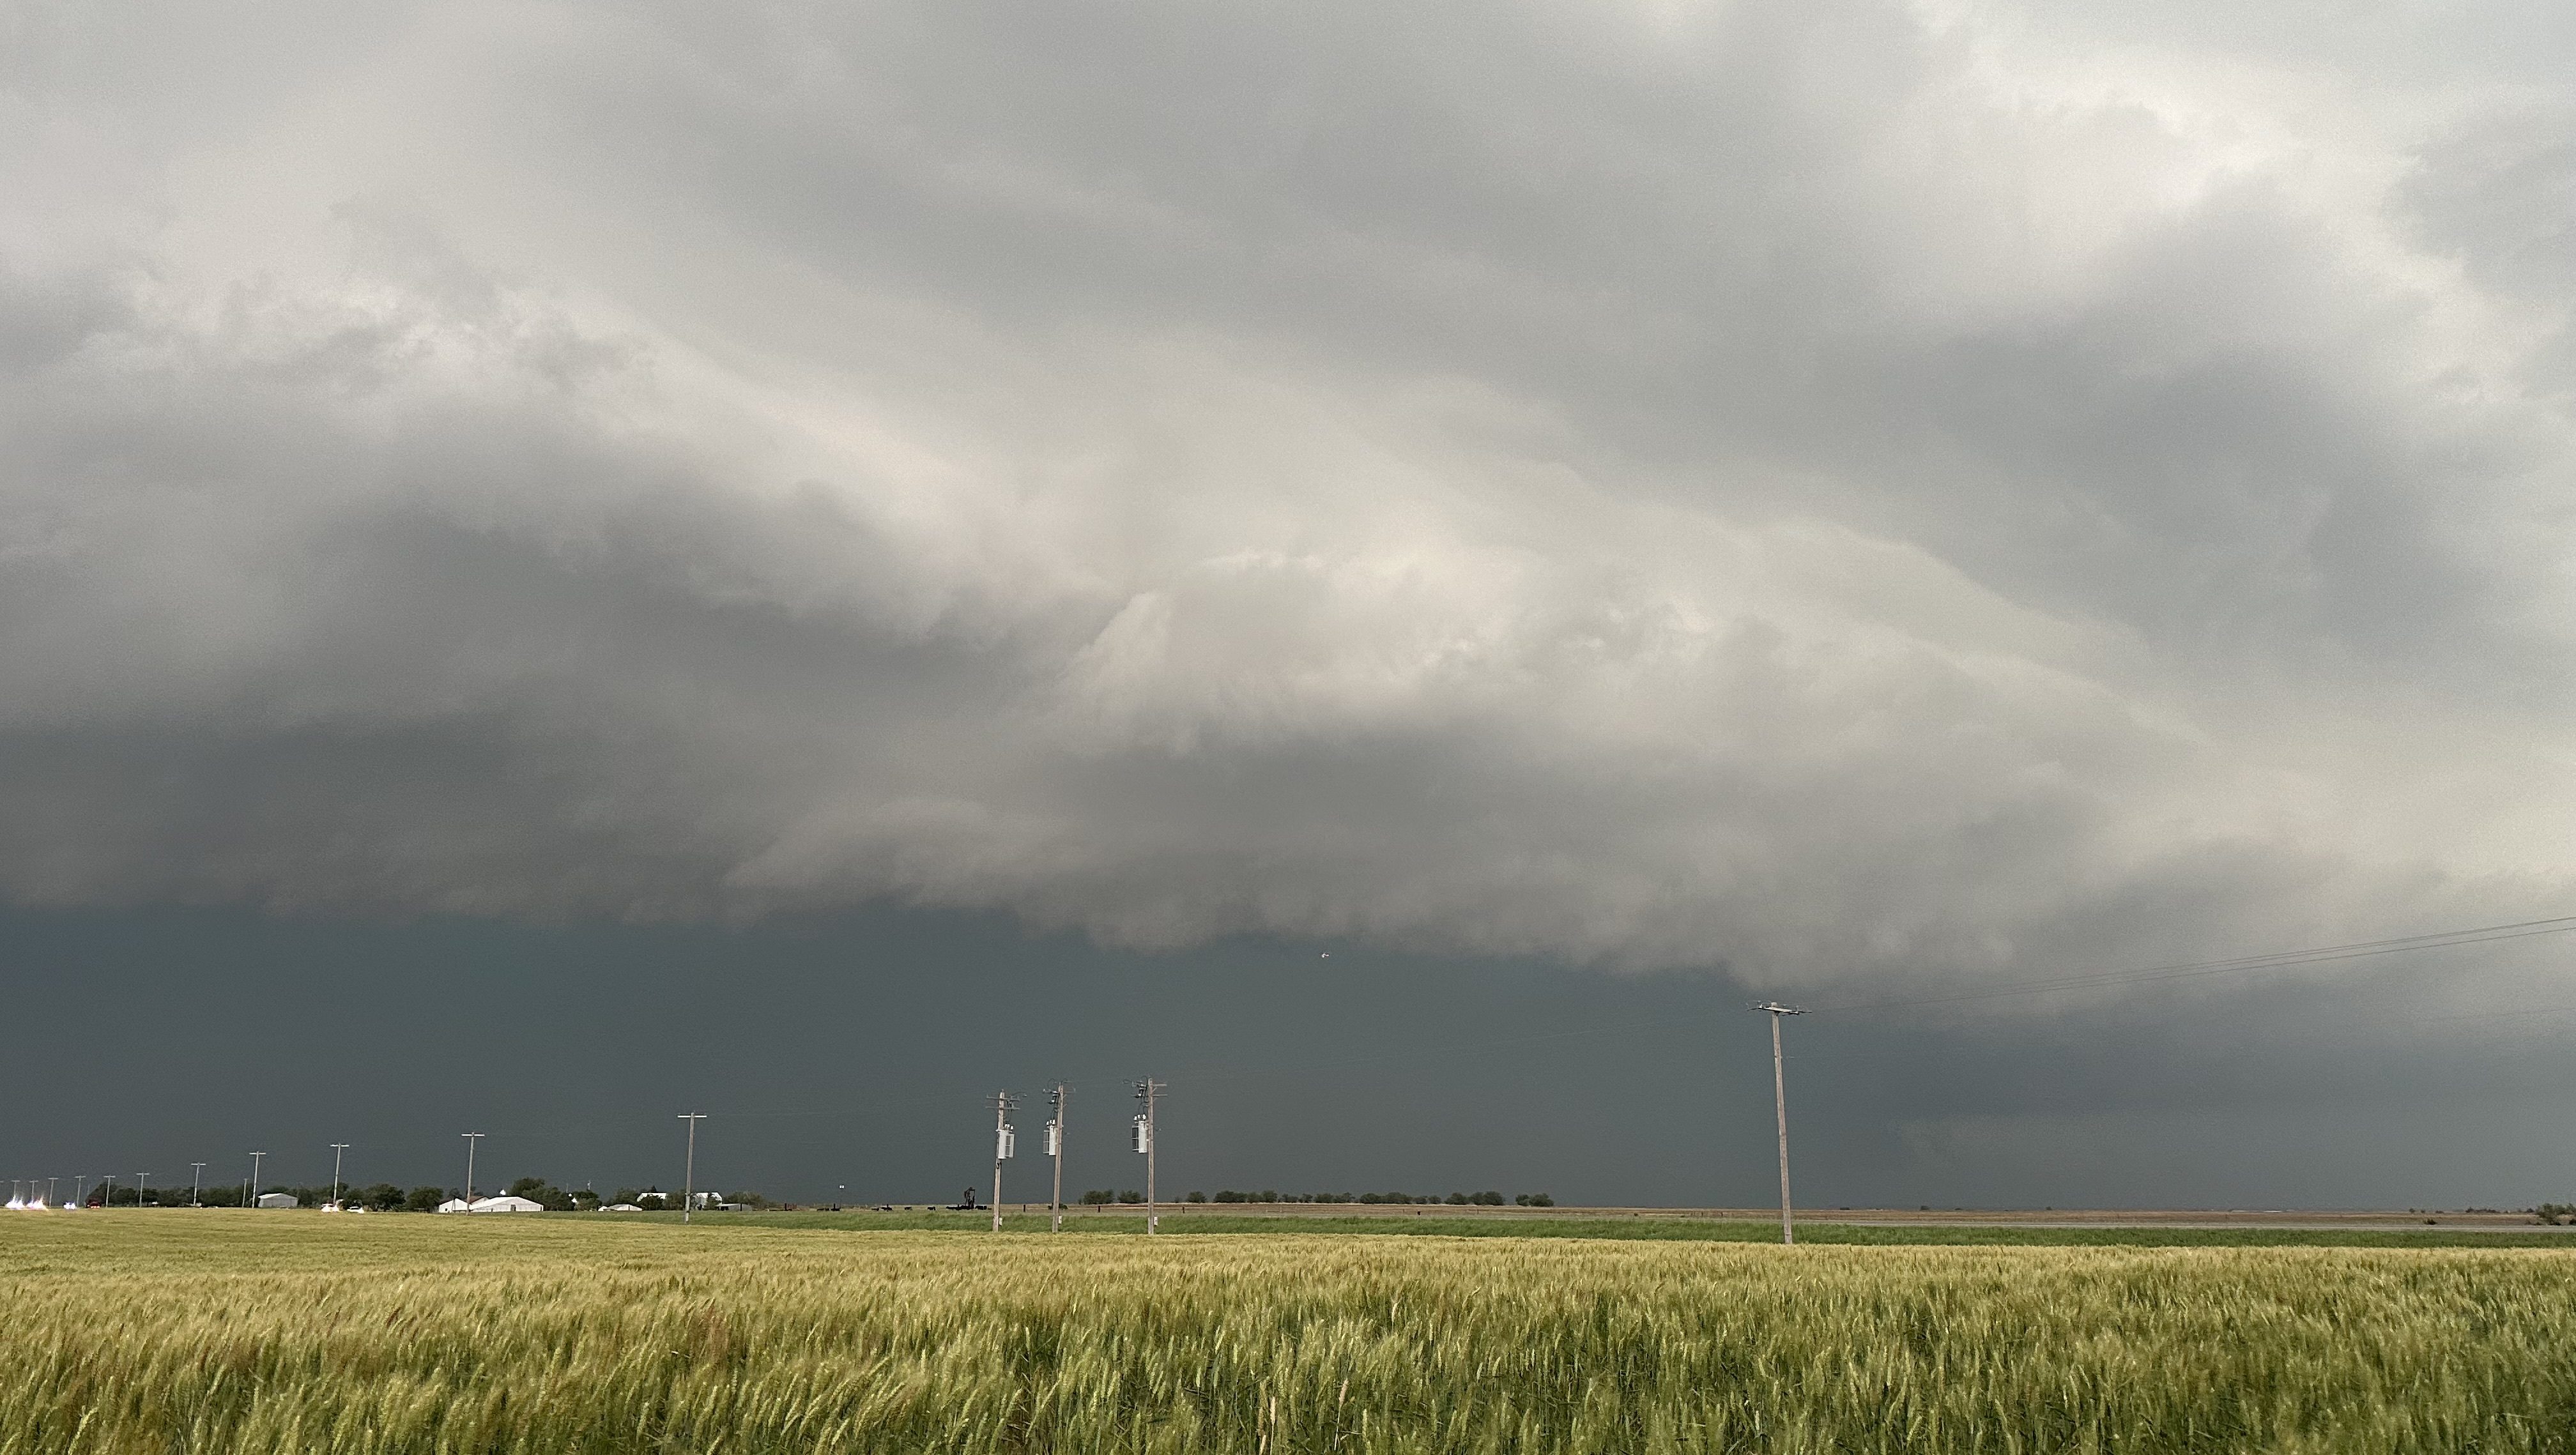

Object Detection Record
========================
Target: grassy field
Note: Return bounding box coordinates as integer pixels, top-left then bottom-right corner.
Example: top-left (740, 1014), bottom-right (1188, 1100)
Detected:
top-left (6, 1212), bottom-right (2576, 1453)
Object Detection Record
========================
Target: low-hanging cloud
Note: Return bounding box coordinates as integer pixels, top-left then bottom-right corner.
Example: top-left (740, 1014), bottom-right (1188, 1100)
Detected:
top-left (4, 0), bottom-right (2573, 991)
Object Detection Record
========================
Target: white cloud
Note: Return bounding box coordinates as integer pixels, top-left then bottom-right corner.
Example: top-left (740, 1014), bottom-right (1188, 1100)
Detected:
top-left (2, 0), bottom-right (2572, 991)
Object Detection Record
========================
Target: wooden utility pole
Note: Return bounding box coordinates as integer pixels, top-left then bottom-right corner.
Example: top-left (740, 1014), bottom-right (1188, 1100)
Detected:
top-left (991, 1092), bottom-right (1017, 1231)
top-left (1757, 1003), bottom-right (1804, 1245)
top-left (1047, 1084), bottom-right (1069, 1233)
top-left (1133, 1079), bottom-right (1165, 1234)
top-left (677, 1115), bottom-right (705, 1223)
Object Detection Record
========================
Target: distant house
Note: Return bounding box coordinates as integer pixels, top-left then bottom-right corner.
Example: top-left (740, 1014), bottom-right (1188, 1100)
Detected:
top-left (255, 1192), bottom-right (299, 1209)
top-left (436, 1198), bottom-right (473, 1213)
top-left (467, 1195), bottom-right (545, 1213)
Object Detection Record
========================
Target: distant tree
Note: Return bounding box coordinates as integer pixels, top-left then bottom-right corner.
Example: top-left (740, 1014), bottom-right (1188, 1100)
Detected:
top-left (505, 1178), bottom-right (577, 1212)
top-left (1214, 1190), bottom-right (1245, 1203)
top-left (1080, 1189), bottom-right (1114, 1205)
top-left (571, 1188), bottom-right (601, 1210)
top-left (1186, 1191), bottom-right (1206, 1203)
top-left (1514, 1193), bottom-right (1554, 1207)
top-left (404, 1185), bottom-right (447, 1212)
top-left (1117, 1190), bottom-right (1144, 1204)
top-left (355, 1184), bottom-right (404, 1212)
top-left (1472, 1191), bottom-right (1505, 1206)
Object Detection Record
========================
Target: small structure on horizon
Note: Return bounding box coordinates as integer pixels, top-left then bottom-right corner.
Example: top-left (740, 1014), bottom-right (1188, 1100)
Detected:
top-left (255, 1192), bottom-right (299, 1209)
top-left (467, 1195), bottom-right (545, 1213)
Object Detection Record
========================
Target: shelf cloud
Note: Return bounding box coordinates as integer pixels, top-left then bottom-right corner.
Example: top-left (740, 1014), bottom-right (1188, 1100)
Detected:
top-left (6, 0), bottom-right (2573, 992)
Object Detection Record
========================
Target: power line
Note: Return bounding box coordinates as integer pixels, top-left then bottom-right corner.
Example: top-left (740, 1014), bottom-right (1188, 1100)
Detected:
top-left (440, 912), bottom-right (2576, 1140)
top-left (1808, 914), bottom-right (2576, 1016)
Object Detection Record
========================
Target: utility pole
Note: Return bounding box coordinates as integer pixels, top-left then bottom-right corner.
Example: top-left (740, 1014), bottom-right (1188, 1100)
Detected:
top-left (101, 1173), bottom-right (115, 1208)
top-left (461, 1134), bottom-right (484, 1203)
top-left (678, 1114), bottom-right (706, 1224)
top-left (248, 1152), bottom-right (266, 1207)
top-left (991, 1092), bottom-right (1018, 1232)
top-left (1046, 1083), bottom-right (1069, 1233)
top-left (329, 1145), bottom-right (349, 1210)
top-left (135, 1173), bottom-right (150, 1208)
top-left (48, 1177), bottom-right (59, 1208)
top-left (1133, 1079), bottom-right (1165, 1235)
top-left (72, 1175), bottom-right (86, 1209)
top-left (190, 1163), bottom-right (204, 1208)
top-left (1756, 1003), bottom-right (1805, 1246)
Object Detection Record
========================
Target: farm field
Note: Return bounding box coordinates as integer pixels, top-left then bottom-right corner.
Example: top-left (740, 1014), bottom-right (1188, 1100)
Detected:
top-left (7, 1212), bottom-right (2576, 1454)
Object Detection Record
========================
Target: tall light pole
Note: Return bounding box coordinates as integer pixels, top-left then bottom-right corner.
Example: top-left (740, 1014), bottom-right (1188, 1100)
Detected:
top-left (1756, 1003), bottom-right (1805, 1246)
top-left (248, 1152), bottom-right (266, 1207)
top-left (1046, 1083), bottom-right (1070, 1233)
top-left (328, 1145), bottom-right (349, 1210)
top-left (678, 1114), bottom-right (706, 1224)
top-left (190, 1163), bottom-right (204, 1208)
top-left (990, 1092), bottom-right (1018, 1232)
top-left (461, 1134), bottom-right (484, 1203)
top-left (1133, 1079), bottom-right (1164, 1235)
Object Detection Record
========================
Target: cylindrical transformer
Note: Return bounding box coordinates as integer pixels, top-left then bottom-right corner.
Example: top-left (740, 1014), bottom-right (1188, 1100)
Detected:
top-left (1044, 1120), bottom-right (1061, 1156)
top-left (1130, 1115), bottom-right (1151, 1154)
top-left (997, 1125), bottom-right (1016, 1161)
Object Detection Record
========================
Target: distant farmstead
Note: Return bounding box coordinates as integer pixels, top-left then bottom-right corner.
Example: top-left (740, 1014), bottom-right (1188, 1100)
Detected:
top-left (468, 1195), bottom-right (546, 1213)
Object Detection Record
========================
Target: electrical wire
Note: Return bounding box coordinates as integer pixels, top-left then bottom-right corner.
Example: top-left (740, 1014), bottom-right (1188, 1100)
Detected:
top-left (1808, 914), bottom-right (2576, 1016)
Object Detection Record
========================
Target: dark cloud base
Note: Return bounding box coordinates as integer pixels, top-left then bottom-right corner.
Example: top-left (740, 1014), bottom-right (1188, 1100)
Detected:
top-left (6, 905), bottom-right (2570, 1209)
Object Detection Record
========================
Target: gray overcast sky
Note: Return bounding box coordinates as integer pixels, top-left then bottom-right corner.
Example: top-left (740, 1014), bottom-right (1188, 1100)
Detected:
top-left (5, 0), bottom-right (2576, 1207)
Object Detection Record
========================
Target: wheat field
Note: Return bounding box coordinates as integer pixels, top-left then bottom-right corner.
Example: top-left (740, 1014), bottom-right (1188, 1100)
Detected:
top-left (4, 1212), bottom-right (2574, 1454)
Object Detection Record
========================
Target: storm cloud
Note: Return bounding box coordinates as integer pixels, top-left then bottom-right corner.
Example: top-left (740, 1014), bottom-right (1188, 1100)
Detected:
top-left (6, 0), bottom-right (2574, 994)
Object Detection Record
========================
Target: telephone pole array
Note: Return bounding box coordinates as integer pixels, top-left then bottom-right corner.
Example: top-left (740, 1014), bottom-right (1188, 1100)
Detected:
top-left (1756, 1003), bottom-right (1804, 1246)
top-left (1046, 1084), bottom-right (1069, 1232)
top-left (990, 1092), bottom-right (1018, 1231)
top-left (1132, 1079), bottom-right (1165, 1235)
